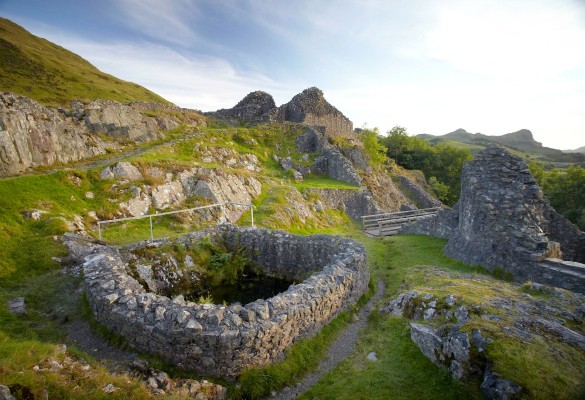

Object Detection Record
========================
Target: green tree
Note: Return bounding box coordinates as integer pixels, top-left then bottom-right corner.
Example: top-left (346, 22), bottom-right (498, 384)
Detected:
top-left (358, 127), bottom-right (387, 166)
top-left (380, 126), bottom-right (472, 205)
top-left (530, 164), bottom-right (585, 230)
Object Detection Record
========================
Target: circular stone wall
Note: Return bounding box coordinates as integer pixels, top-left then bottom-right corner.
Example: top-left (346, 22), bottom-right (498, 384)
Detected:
top-left (81, 224), bottom-right (369, 377)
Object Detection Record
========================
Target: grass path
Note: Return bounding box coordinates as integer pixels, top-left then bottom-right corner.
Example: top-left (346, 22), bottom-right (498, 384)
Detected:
top-left (273, 280), bottom-right (386, 400)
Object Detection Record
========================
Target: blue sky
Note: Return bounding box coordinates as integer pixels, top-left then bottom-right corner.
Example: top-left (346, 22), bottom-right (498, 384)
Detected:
top-left (2, 0), bottom-right (585, 149)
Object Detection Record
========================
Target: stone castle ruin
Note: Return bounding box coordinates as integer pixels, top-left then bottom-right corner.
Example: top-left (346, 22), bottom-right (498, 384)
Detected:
top-left (402, 146), bottom-right (585, 293)
top-left (67, 225), bottom-right (369, 377)
top-left (209, 87), bottom-right (354, 139)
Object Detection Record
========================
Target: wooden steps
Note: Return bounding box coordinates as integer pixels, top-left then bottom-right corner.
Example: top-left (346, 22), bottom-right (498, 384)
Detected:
top-left (362, 207), bottom-right (439, 237)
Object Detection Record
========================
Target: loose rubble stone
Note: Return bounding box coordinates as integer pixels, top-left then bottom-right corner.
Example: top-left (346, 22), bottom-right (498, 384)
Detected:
top-left (6, 297), bottom-right (26, 315)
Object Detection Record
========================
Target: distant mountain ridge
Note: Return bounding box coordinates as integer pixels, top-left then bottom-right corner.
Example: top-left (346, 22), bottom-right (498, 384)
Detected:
top-left (0, 17), bottom-right (169, 106)
top-left (417, 128), bottom-right (585, 164)
top-left (564, 146), bottom-right (585, 154)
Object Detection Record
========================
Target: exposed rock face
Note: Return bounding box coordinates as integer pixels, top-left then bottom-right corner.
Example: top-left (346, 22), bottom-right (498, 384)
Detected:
top-left (270, 87), bottom-right (354, 138)
top-left (294, 127), bottom-right (363, 186)
top-left (71, 225), bottom-right (369, 378)
top-left (0, 92), bottom-right (206, 176)
top-left (211, 91), bottom-right (276, 122)
top-left (314, 147), bottom-right (363, 186)
top-left (397, 175), bottom-right (442, 209)
top-left (100, 162), bottom-right (143, 181)
top-left (72, 99), bottom-right (165, 141)
top-left (106, 164), bottom-right (262, 221)
top-left (401, 146), bottom-right (585, 293)
top-left (306, 188), bottom-right (380, 220)
top-left (0, 92), bottom-right (113, 175)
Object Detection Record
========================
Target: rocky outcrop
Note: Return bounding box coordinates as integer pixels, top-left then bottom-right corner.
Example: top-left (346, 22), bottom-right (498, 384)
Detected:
top-left (401, 146), bottom-right (585, 293)
top-left (306, 188), bottom-right (380, 221)
top-left (102, 163), bottom-right (262, 221)
top-left (69, 99), bottom-right (164, 141)
top-left (361, 170), bottom-right (415, 212)
top-left (0, 92), bottom-right (206, 176)
top-left (0, 92), bottom-right (114, 175)
top-left (210, 91), bottom-right (275, 122)
top-left (100, 161), bottom-right (143, 180)
top-left (293, 127), bottom-right (363, 186)
top-left (71, 225), bottom-right (369, 378)
top-left (270, 87), bottom-right (354, 138)
top-left (397, 175), bottom-right (442, 209)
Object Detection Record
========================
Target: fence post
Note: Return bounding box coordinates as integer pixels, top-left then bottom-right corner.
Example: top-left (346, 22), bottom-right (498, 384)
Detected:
top-left (98, 222), bottom-right (102, 241)
top-left (251, 205), bottom-right (255, 228)
top-left (149, 215), bottom-right (154, 242)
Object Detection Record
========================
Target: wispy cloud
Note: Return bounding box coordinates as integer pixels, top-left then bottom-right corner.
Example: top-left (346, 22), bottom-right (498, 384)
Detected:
top-left (107, 0), bottom-right (201, 46)
top-left (61, 38), bottom-right (290, 110)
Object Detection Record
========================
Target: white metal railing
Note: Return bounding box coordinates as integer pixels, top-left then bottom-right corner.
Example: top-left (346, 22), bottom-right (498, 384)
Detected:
top-left (97, 202), bottom-right (255, 241)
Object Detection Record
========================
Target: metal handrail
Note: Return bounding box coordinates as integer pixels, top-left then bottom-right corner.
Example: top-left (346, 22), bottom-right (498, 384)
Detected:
top-left (97, 202), bottom-right (255, 241)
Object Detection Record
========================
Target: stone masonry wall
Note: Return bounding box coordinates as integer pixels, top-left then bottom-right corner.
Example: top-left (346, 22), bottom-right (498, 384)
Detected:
top-left (400, 146), bottom-right (585, 293)
top-left (270, 87), bottom-right (354, 138)
top-left (80, 225), bottom-right (369, 378)
top-left (443, 147), bottom-right (555, 276)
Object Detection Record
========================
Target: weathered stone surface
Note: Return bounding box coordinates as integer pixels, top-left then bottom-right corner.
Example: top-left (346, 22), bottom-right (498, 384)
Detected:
top-left (270, 87), bottom-right (354, 138)
top-left (306, 188), bottom-right (380, 221)
top-left (72, 225), bottom-right (369, 378)
top-left (101, 162), bottom-right (143, 181)
top-left (120, 189), bottom-right (152, 217)
top-left (401, 146), bottom-right (585, 293)
top-left (210, 91), bottom-right (276, 122)
top-left (400, 205), bottom-right (457, 239)
top-left (6, 297), bottom-right (26, 315)
top-left (0, 92), bottom-right (112, 176)
top-left (481, 366), bottom-right (522, 400)
top-left (0, 93), bottom-right (206, 176)
top-left (397, 175), bottom-right (442, 209)
top-left (0, 385), bottom-right (15, 400)
top-left (151, 181), bottom-right (186, 209)
top-left (410, 323), bottom-right (473, 380)
top-left (314, 147), bottom-right (363, 186)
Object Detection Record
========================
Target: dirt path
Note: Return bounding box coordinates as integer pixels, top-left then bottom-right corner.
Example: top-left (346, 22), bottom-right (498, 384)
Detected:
top-left (272, 280), bottom-right (386, 400)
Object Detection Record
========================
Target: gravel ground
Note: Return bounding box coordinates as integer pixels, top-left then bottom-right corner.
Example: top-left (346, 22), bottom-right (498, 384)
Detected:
top-left (271, 280), bottom-right (386, 400)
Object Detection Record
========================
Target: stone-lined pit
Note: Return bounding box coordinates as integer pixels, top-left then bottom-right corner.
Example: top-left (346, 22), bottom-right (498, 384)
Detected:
top-left (81, 224), bottom-right (369, 377)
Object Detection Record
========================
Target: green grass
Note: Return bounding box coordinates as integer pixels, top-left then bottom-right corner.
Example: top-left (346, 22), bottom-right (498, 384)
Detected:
top-left (232, 308), bottom-right (360, 400)
top-left (293, 176), bottom-right (360, 191)
top-left (299, 235), bottom-right (490, 399)
top-left (0, 17), bottom-right (170, 106)
top-left (301, 316), bottom-right (476, 400)
top-left (301, 234), bottom-right (584, 400)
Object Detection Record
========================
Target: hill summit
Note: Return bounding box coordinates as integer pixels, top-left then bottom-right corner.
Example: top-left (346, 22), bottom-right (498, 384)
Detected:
top-left (418, 128), bottom-right (584, 163)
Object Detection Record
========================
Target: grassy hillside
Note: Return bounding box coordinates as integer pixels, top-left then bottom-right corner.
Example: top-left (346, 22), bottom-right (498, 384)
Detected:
top-left (0, 17), bottom-right (170, 106)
